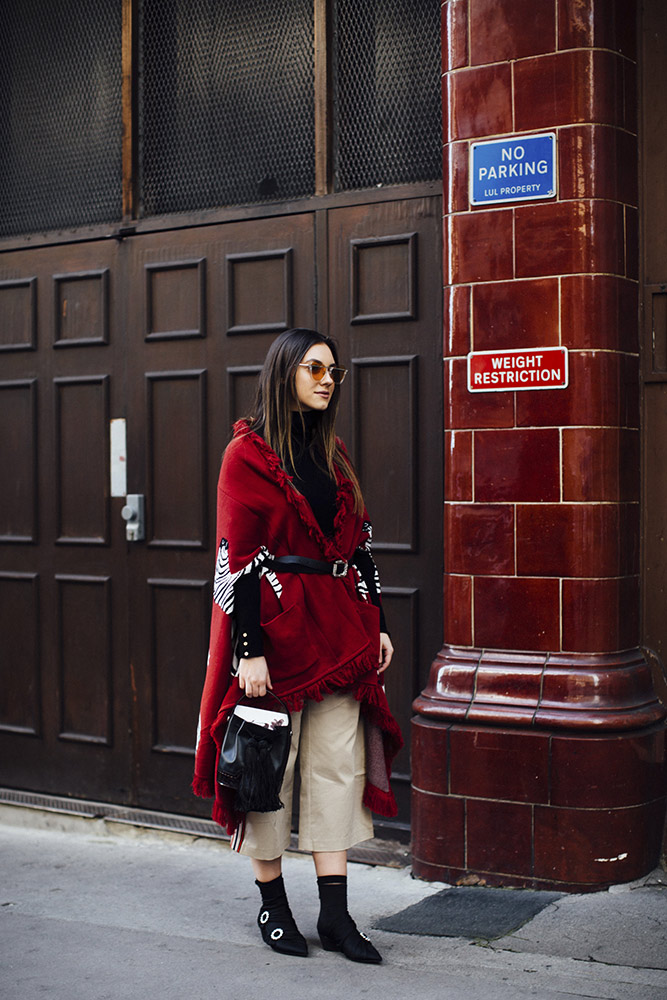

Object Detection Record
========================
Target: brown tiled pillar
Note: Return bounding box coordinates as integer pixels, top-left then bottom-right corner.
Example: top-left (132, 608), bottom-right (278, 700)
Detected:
top-left (412, 0), bottom-right (667, 890)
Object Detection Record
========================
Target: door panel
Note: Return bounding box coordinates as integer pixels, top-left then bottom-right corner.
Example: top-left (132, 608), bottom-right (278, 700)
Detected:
top-left (0, 378), bottom-right (37, 542)
top-left (146, 369), bottom-right (208, 548)
top-left (148, 578), bottom-right (211, 754)
top-left (353, 356), bottom-right (418, 550)
top-left (55, 376), bottom-right (110, 543)
top-left (0, 572), bottom-right (40, 735)
top-left (56, 574), bottom-right (113, 744)
top-left (0, 277), bottom-right (37, 350)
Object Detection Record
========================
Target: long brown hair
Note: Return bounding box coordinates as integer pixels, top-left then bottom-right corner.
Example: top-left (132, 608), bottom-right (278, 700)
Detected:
top-left (247, 328), bottom-right (364, 515)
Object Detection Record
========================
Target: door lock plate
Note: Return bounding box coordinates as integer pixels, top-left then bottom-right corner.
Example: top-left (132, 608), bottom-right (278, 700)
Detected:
top-left (121, 494), bottom-right (145, 541)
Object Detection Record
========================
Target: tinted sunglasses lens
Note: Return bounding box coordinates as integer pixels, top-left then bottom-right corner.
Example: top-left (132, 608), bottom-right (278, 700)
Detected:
top-left (304, 363), bottom-right (347, 384)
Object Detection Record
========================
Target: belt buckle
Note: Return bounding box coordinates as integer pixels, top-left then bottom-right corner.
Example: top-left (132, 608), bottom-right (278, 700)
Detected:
top-left (332, 559), bottom-right (348, 578)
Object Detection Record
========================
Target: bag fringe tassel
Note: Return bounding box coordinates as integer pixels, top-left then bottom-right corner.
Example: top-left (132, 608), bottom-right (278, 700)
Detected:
top-left (235, 735), bottom-right (285, 814)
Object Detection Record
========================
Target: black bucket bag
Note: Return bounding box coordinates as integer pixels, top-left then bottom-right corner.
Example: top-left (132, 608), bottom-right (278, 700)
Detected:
top-left (217, 692), bottom-right (292, 813)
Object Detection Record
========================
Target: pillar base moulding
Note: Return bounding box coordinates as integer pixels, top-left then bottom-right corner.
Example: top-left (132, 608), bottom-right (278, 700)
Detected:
top-left (411, 645), bottom-right (666, 890)
top-left (413, 644), bottom-right (666, 731)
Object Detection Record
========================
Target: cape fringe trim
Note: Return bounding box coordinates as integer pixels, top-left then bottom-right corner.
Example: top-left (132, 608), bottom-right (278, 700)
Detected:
top-left (192, 775), bottom-right (215, 799)
top-left (280, 647), bottom-right (380, 713)
top-left (233, 420), bottom-right (355, 563)
top-left (363, 783), bottom-right (398, 818)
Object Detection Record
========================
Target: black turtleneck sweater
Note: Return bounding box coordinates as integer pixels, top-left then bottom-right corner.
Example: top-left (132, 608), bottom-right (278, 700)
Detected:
top-left (287, 411), bottom-right (339, 536)
top-left (234, 412), bottom-right (387, 660)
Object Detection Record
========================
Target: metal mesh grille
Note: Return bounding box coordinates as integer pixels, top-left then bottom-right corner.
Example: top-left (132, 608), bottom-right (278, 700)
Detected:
top-left (334, 0), bottom-right (442, 191)
top-left (0, 0), bottom-right (123, 237)
top-left (140, 0), bottom-right (315, 216)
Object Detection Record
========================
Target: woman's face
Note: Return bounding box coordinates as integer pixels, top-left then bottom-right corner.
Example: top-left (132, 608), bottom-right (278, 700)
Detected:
top-left (292, 342), bottom-right (336, 411)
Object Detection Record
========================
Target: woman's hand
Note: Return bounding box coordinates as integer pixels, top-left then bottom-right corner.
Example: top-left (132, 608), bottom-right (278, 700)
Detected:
top-left (238, 656), bottom-right (272, 698)
top-left (378, 632), bottom-right (394, 674)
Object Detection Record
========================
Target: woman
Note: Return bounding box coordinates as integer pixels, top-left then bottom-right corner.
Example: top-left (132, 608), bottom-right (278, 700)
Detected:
top-left (193, 328), bottom-right (403, 963)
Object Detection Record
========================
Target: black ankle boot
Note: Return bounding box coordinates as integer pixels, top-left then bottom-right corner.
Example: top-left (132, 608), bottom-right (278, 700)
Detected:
top-left (256, 875), bottom-right (308, 957)
top-left (316, 875), bottom-right (382, 964)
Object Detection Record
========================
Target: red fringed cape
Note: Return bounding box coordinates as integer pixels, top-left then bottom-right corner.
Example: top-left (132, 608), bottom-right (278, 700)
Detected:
top-left (192, 420), bottom-right (403, 834)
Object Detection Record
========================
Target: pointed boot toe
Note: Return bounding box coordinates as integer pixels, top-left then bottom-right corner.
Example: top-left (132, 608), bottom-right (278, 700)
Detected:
top-left (258, 904), bottom-right (309, 957)
top-left (318, 916), bottom-right (382, 964)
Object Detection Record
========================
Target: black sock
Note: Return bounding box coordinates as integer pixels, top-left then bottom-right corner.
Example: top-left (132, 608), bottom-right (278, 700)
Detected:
top-left (317, 874), bottom-right (350, 928)
top-left (256, 874), bottom-right (286, 906)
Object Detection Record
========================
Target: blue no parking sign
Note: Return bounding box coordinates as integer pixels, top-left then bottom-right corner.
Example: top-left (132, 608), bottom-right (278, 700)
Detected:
top-left (470, 133), bottom-right (557, 206)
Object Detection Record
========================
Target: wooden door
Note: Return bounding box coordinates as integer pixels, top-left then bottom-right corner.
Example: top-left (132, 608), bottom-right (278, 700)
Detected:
top-left (0, 195), bottom-right (441, 829)
top-left (0, 240), bottom-right (132, 801)
top-left (123, 213), bottom-right (317, 813)
top-left (327, 196), bottom-right (443, 827)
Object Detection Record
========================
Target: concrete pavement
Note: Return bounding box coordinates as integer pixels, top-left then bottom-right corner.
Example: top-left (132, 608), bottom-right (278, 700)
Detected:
top-left (0, 806), bottom-right (665, 1000)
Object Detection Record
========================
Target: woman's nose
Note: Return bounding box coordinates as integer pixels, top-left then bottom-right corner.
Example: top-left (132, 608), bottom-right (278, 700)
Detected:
top-left (321, 368), bottom-right (334, 385)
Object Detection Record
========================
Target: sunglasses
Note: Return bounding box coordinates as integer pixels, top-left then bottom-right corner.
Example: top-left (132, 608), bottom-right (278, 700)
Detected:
top-left (297, 362), bottom-right (348, 385)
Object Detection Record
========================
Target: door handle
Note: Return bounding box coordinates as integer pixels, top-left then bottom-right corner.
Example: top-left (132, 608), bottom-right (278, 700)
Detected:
top-left (121, 494), bottom-right (145, 541)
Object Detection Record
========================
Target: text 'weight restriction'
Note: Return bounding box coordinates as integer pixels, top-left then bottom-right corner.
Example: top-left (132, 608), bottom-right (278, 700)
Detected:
top-left (467, 347), bottom-right (569, 393)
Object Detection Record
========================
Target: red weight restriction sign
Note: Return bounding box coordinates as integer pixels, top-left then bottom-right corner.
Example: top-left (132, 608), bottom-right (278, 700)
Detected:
top-left (467, 347), bottom-right (568, 393)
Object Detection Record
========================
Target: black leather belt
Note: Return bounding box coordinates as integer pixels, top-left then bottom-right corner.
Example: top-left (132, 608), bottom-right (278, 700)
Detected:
top-left (270, 555), bottom-right (349, 578)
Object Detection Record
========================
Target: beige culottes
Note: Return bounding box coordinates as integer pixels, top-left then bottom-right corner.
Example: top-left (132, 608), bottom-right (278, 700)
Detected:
top-left (232, 691), bottom-right (374, 859)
